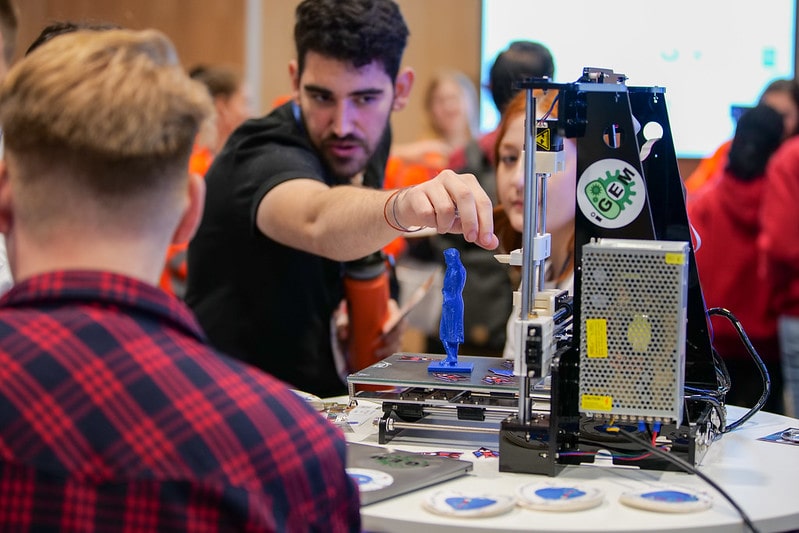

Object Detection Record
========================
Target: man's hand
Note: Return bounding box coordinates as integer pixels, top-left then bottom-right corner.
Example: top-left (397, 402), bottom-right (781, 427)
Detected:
top-left (389, 170), bottom-right (499, 250)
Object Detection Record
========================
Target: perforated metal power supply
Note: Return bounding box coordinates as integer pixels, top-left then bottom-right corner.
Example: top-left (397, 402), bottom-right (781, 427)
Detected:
top-left (578, 239), bottom-right (689, 424)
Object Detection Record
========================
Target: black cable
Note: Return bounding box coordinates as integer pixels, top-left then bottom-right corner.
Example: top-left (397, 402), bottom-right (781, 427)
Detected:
top-left (711, 345), bottom-right (732, 396)
top-left (684, 394), bottom-right (726, 435)
top-left (707, 307), bottom-right (770, 432)
top-left (616, 428), bottom-right (759, 533)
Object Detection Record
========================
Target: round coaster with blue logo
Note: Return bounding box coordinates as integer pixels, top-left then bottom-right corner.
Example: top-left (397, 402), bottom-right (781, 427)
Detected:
top-left (423, 490), bottom-right (516, 517)
top-left (346, 468), bottom-right (394, 493)
top-left (516, 481), bottom-right (603, 511)
top-left (619, 486), bottom-right (712, 513)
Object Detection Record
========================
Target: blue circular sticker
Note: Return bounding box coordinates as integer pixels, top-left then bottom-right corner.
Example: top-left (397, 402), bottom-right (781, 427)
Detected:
top-left (619, 486), bottom-right (712, 513)
top-left (423, 490), bottom-right (516, 517)
top-left (536, 487), bottom-right (588, 500)
top-left (346, 468), bottom-right (393, 492)
top-left (517, 482), bottom-right (603, 511)
top-left (641, 490), bottom-right (697, 503)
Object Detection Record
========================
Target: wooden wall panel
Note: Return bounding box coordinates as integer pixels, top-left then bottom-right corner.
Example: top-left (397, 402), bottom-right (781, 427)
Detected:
top-left (15, 0), bottom-right (482, 143)
top-left (14, 0), bottom-right (245, 75)
top-left (259, 1), bottom-right (298, 109)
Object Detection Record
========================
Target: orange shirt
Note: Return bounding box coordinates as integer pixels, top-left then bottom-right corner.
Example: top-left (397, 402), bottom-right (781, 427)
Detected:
top-left (683, 140), bottom-right (731, 196)
top-left (189, 145), bottom-right (214, 176)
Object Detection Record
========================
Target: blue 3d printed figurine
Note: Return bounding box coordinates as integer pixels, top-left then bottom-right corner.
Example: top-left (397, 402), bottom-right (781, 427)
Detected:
top-left (428, 248), bottom-right (474, 373)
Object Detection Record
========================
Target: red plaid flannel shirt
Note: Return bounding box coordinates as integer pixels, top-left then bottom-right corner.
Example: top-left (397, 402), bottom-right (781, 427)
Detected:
top-left (0, 270), bottom-right (360, 532)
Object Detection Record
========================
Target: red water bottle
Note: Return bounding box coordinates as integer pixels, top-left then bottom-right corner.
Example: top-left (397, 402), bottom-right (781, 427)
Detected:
top-left (343, 251), bottom-right (390, 373)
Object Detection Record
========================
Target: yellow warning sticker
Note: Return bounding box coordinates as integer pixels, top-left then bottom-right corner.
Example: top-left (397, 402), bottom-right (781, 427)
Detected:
top-left (581, 394), bottom-right (613, 412)
top-left (585, 318), bottom-right (608, 358)
top-left (535, 128), bottom-right (551, 151)
top-left (665, 252), bottom-right (685, 265)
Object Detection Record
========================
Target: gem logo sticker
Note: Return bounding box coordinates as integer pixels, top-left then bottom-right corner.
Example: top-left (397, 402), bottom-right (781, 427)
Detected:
top-left (577, 159), bottom-right (646, 229)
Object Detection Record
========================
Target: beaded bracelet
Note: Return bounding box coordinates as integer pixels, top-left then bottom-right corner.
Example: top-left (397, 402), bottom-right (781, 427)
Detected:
top-left (383, 188), bottom-right (424, 233)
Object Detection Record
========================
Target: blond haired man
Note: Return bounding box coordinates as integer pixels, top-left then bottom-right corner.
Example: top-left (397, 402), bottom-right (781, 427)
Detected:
top-left (0, 29), bottom-right (359, 531)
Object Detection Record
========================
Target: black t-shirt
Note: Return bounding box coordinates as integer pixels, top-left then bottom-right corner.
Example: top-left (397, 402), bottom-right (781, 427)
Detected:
top-left (186, 102), bottom-right (390, 397)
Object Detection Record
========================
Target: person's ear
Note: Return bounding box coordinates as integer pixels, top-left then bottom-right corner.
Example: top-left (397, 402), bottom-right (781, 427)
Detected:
top-left (288, 59), bottom-right (300, 102)
top-left (171, 172), bottom-right (205, 245)
top-left (392, 67), bottom-right (415, 112)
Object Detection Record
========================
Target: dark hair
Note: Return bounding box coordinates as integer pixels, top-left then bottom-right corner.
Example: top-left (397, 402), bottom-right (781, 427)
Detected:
top-left (726, 104), bottom-right (784, 181)
top-left (489, 41), bottom-right (554, 114)
top-left (189, 64), bottom-right (242, 99)
top-left (0, 0), bottom-right (18, 64)
top-left (26, 20), bottom-right (120, 56)
top-left (759, 78), bottom-right (799, 136)
top-left (294, 0), bottom-right (409, 81)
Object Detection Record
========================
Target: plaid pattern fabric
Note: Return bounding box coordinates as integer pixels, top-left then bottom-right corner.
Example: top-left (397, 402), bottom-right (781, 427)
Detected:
top-left (0, 271), bottom-right (360, 532)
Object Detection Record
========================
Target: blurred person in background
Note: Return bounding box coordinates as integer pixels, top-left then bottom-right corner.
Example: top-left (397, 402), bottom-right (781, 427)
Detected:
top-left (684, 78), bottom-right (799, 198)
top-left (389, 69), bottom-right (479, 178)
top-left (186, 64), bottom-right (254, 174)
top-left (688, 105), bottom-right (785, 413)
top-left (160, 64), bottom-right (254, 297)
top-left (758, 100), bottom-right (799, 417)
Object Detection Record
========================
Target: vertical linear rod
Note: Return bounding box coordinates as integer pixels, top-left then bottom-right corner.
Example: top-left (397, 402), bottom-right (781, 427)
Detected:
top-left (520, 89), bottom-right (538, 320)
top-left (538, 172), bottom-right (549, 291)
top-left (518, 88), bottom-right (539, 423)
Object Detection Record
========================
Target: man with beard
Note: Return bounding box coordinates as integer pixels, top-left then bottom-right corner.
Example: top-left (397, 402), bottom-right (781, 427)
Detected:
top-left (186, 0), bottom-right (498, 397)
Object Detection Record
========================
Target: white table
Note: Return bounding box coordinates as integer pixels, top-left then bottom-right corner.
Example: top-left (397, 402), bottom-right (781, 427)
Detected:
top-left (336, 400), bottom-right (799, 533)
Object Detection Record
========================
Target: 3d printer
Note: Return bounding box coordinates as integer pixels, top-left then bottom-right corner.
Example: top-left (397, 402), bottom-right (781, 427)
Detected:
top-left (348, 67), bottom-right (746, 477)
